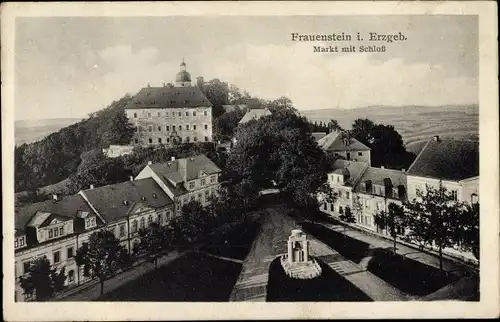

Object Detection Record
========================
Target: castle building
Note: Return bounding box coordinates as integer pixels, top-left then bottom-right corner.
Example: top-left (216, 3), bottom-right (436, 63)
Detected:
top-left (317, 130), bottom-right (371, 165)
top-left (124, 60), bottom-right (213, 146)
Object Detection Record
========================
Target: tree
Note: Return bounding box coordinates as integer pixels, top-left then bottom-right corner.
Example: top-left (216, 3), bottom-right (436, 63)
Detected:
top-left (457, 202), bottom-right (480, 260)
top-left (404, 183), bottom-right (464, 272)
top-left (227, 109), bottom-right (336, 213)
top-left (267, 96), bottom-right (297, 114)
top-left (75, 230), bottom-right (127, 295)
top-left (18, 256), bottom-right (66, 301)
top-left (203, 79), bottom-right (229, 118)
top-left (176, 201), bottom-right (216, 244)
top-left (328, 119), bottom-right (344, 133)
top-left (338, 206), bottom-right (356, 233)
top-left (374, 203), bottom-right (407, 254)
top-left (138, 222), bottom-right (168, 269)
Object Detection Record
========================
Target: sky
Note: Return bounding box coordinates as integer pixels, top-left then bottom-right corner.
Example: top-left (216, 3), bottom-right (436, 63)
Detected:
top-left (15, 15), bottom-right (478, 120)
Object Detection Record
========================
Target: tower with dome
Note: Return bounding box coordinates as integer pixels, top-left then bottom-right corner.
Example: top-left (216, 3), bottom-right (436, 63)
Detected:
top-left (123, 60), bottom-right (213, 146)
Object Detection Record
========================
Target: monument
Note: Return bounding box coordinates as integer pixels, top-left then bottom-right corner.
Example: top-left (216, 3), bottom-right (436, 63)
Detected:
top-left (280, 229), bottom-right (322, 279)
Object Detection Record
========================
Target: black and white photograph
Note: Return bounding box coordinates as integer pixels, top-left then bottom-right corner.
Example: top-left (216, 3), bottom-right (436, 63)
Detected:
top-left (2, 1), bottom-right (498, 320)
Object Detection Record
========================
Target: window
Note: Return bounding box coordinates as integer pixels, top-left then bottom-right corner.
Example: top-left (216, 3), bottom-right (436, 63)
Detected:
top-left (338, 191), bottom-right (343, 198)
top-left (140, 217), bottom-right (145, 229)
top-left (20, 237), bottom-right (25, 246)
top-left (186, 111), bottom-right (189, 116)
top-left (189, 181), bottom-right (195, 189)
top-left (193, 112), bottom-right (197, 117)
top-left (358, 152), bottom-right (363, 156)
top-left (186, 124), bottom-right (190, 130)
top-left (23, 261), bottom-right (31, 274)
top-left (173, 125), bottom-right (176, 131)
top-left (197, 193), bottom-right (202, 200)
top-left (205, 190), bottom-right (209, 199)
top-left (204, 124), bottom-right (208, 130)
top-left (158, 126), bottom-right (162, 131)
top-left (167, 211), bottom-right (172, 221)
top-left (149, 138), bottom-right (153, 144)
top-left (324, 203), bottom-right (327, 210)
top-left (148, 215), bottom-right (153, 226)
top-left (15, 240), bottom-right (18, 248)
top-left (201, 179), bottom-right (206, 186)
top-left (178, 112), bottom-right (181, 117)
top-left (49, 230), bottom-right (53, 238)
top-left (172, 111), bottom-right (176, 118)
top-left (471, 193), bottom-right (478, 204)
top-left (158, 112), bottom-right (161, 117)
top-left (194, 136), bottom-right (198, 142)
top-left (167, 138), bottom-right (170, 143)
top-left (59, 227), bottom-right (64, 235)
top-left (67, 247), bottom-right (74, 259)
top-left (205, 136), bottom-right (209, 142)
top-left (210, 175), bottom-right (216, 183)
top-left (158, 138), bottom-right (162, 143)
top-left (339, 206), bottom-right (343, 214)
top-left (186, 136), bottom-right (190, 142)
top-left (346, 191), bottom-right (350, 199)
top-left (166, 112), bottom-right (169, 117)
top-left (82, 242), bottom-right (88, 249)
top-left (166, 126), bottom-right (170, 131)
top-left (330, 203), bottom-right (334, 211)
top-left (193, 125), bottom-right (197, 130)
top-left (365, 199), bottom-right (370, 208)
top-left (148, 113), bottom-right (152, 118)
top-left (135, 139), bottom-right (139, 144)
top-left (451, 190), bottom-right (458, 201)
top-left (134, 113), bottom-right (137, 118)
top-left (179, 125), bottom-right (182, 131)
top-left (148, 126), bottom-right (152, 132)
top-left (54, 228), bottom-right (59, 237)
top-left (120, 224), bottom-right (126, 237)
top-left (132, 220), bottom-right (138, 233)
top-left (53, 251), bottom-right (60, 264)
top-left (204, 111), bottom-right (208, 116)
top-left (68, 270), bottom-right (75, 282)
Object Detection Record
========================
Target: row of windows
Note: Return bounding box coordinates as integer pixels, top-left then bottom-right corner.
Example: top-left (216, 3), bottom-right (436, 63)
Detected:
top-left (22, 246), bottom-right (74, 274)
top-left (48, 226), bottom-right (65, 239)
top-left (187, 176), bottom-right (217, 190)
top-left (137, 136), bottom-right (210, 144)
top-left (133, 110), bottom-right (209, 118)
top-left (85, 217), bottom-right (97, 229)
top-left (15, 237), bottom-right (26, 248)
top-left (143, 124), bottom-right (209, 132)
top-left (180, 189), bottom-right (215, 205)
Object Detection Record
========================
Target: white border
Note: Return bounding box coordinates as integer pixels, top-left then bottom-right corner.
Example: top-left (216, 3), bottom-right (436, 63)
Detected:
top-left (2, 1), bottom-right (498, 320)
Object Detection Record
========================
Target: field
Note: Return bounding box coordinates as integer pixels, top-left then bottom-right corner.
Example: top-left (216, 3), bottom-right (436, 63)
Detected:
top-left (301, 104), bottom-right (479, 154)
top-left (15, 118), bottom-right (81, 146)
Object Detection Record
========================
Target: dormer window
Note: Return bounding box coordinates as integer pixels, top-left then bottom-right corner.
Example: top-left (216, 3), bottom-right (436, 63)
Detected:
top-left (85, 217), bottom-right (97, 229)
top-left (189, 181), bottom-right (195, 189)
top-left (141, 196), bottom-right (147, 201)
top-left (152, 193), bottom-right (157, 199)
top-left (123, 200), bottom-right (129, 206)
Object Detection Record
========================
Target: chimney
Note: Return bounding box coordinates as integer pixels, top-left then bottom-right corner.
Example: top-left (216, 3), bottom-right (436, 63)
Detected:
top-left (401, 168), bottom-right (406, 172)
top-left (171, 156), bottom-right (176, 161)
top-left (148, 161), bottom-right (153, 165)
top-left (130, 176), bottom-right (134, 181)
top-left (433, 135), bottom-right (440, 142)
top-left (90, 184), bottom-right (94, 189)
top-left (196, 77), bottom-right (204, 91)
top-left (381, 166), bottom-right (384, 169)
top-left (52, 194), bottom-right (58, 202)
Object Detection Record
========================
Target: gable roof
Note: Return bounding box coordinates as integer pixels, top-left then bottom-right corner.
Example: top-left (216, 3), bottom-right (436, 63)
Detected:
top-left (317, 130), bottom-right (370, 152)
top-left (125, 86), bottom-right (212, 110)
top-left (15, 194), bottom-right (97, 234)
top-left (81, 177), bottom-right (173, 223)
top-left (148, 154), bottom-right (221, 184)
top-left (238, 108), bottom-right (272, 124)
top-left (312, 132), bottom-right (327, 141)
top-left (330, 160), bottom-right (369, 187)
top-left (354, 166), bottom-right (407, 194)
top-left (406, 138), bottom-right (479, 181)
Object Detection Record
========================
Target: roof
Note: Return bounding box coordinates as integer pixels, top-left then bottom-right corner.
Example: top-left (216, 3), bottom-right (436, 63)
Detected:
top-left (15, 194), bottom-right (96, 234)
top-left (354, 166), bottom-right (407, 194)
top-left (238, 108), bottom-right (272, 124)
top-left (330, 160), bottom-right (369, 187)
top-left (81, 177), bottom-right (173, 223)
top-left (148, 154), bottom-right (222, 196)
top-left (222, 104), bottom-right (247, 113)
top-left (312, 132), bottom-right (327, 141)
top-left (125, 86), bottom-right (212, 110)
top-left (406, 138), bottom-right (479, 181)
top-left (317, 130), bottom-right (371, 152)
top-left (176, 70), bottom-right (191, 82)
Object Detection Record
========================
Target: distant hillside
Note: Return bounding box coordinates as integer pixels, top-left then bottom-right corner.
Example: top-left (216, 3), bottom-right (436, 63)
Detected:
top-left (15, 118), bottom-right (82, 145)
top-left (300, 104), bottom-right (479, 148)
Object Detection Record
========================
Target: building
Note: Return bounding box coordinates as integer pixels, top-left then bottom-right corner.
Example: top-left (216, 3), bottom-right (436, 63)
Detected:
top-left (135, 154), bottom-right (222, 213)
top-left (79, 177), bottom-right (174, 254)
top-left (352, 166), bottom-right (407, 233)
top-left (14, 194), bottom-right (104, 301)
top-left (321, 160), bottom-right (369, 218)
top-left (406, 136), bottom-right (479, 204)
top-left (311, 132), bottom-right (327, 141)
top-left (317, 130), bottom-right (371, 165)
top-left (124, 60), bottom-right (213, 146)
top-left (238, 107), bottom-right (272, 125)
top-left (102, 145), bottom-right (134, 158)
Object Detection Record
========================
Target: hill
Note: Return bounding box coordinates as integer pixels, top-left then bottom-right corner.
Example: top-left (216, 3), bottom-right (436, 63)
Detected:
top-left (15, 118), bottom-right (82, 146)
top-left (300, 105), bottom-right (479, 150)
